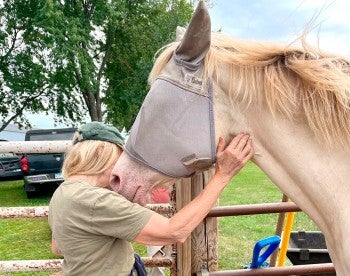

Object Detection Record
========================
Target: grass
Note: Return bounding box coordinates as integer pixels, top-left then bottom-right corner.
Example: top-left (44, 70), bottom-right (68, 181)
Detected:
top-left (0, 180), bottom-right (58, 276)
top-left (0, 180), bottom-right (52, 207)
top-left (217, 162), bottom-right (319, 270)
top-left (0, 163), bottom-right (319, 274)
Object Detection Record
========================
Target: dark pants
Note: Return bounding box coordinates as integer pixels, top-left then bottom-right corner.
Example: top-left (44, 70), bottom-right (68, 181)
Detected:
top-left (130, 253), bottom-right (147, 276)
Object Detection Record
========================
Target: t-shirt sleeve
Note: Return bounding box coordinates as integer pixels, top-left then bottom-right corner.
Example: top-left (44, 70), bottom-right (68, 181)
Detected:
top-left (89, 191), bottom-right (155, 241)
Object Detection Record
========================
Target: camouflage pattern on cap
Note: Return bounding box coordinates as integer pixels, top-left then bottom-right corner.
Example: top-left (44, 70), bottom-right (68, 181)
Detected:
top-left (74, 121), bottom-right (124, 147)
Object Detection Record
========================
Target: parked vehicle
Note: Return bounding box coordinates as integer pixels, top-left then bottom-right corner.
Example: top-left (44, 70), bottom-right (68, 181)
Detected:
top-left (21, 128), bottom-right (76, 198)
top-left (0, 140), bottom-right (23, 180)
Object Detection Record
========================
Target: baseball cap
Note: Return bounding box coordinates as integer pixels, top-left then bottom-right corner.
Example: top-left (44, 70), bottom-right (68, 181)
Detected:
top-left (73, 121), bottom-right (124, 147)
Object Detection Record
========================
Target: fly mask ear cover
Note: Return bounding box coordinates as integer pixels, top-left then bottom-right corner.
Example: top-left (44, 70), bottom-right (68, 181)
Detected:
top-left (124, 55), bottom-right (216, 178)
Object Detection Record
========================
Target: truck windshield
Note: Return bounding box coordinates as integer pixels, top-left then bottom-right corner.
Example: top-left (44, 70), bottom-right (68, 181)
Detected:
top-left (27, 132), bottom-right (75, 141)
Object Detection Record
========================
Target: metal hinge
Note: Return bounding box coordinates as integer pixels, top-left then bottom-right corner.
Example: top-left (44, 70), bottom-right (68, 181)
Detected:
top-left (200, 263), bottom-right (209, 276)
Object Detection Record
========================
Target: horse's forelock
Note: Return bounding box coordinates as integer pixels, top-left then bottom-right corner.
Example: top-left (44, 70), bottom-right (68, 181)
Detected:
top-left (148, 42), bottom-right (179, 85)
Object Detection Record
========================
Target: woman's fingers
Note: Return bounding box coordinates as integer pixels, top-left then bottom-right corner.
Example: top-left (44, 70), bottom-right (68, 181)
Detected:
top-left (216, 137), bottom-right (226, 154)
top-left (241, 138), bottom-right (254, 160)
top-left (235, 134), bottom-right (250, 152)
top-left (224, 134), bottom-right (250, 152)
top-left (217, 134), bottom-right (254, 161)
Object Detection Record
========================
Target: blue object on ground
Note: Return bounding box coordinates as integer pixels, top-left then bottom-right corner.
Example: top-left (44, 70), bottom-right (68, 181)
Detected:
top-left (249, 235), bottom-right (281, 269)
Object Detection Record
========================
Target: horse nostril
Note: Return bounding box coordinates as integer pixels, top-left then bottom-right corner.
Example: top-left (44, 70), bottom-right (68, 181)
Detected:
top-left (110, 175), bottom-right (120, 192)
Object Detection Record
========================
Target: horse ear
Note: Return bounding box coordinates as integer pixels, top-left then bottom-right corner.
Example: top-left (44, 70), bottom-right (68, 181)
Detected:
top-left (175, 0), bottom-right (211, 64)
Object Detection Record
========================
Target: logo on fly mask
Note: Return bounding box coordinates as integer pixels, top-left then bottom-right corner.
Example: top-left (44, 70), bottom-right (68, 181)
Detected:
top-left (183, 72), bottom-right (203, 90)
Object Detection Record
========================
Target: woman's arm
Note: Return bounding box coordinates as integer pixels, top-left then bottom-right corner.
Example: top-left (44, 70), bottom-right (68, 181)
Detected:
top-left (134, 134), bottom-right (253, 245)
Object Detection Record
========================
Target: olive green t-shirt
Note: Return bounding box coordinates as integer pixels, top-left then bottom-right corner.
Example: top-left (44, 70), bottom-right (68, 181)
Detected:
top-left (48, 180), bottom-right (154, 276)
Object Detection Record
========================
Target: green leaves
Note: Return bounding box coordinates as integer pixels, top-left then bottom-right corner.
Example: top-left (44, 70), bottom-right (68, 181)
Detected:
top-left (0, 0), bottom-right (195, 131)
top-left (104, 0), bottom-right (194, 130)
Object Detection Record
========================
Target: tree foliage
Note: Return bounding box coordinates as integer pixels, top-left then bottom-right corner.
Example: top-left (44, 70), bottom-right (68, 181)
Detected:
top-left (104, 0), bottom-right (194, 129)
top-left (0, 0), bottom-right (194, 131)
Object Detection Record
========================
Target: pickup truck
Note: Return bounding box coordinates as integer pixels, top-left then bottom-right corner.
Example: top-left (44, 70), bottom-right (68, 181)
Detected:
top-left (21, 127), bottom-right (76, 198)
top-left (0, 151), bottom-right (23, 180)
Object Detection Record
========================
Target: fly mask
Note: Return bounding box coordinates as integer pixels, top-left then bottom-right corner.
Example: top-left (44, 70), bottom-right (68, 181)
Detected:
top-left (125, 57), bottom-right (215, 177)
top-left (125, 1), bottom-right (215, 177)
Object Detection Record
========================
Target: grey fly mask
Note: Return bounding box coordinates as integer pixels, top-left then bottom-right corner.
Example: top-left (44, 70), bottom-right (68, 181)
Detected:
top-left (125, 55), bottom-right (215, 178)
top-left (125, 0), bottom-right (215, 178)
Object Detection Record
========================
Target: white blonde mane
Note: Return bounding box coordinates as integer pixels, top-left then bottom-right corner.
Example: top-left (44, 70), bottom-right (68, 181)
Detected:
top-left (149, 33), bottom-right (350, 149)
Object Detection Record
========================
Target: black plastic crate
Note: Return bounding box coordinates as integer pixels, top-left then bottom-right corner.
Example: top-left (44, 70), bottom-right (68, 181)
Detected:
top-left (287, 231), bottom-right (335, 276)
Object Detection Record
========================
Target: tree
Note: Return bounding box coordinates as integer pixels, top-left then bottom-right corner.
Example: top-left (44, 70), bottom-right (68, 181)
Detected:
top-left (104, 0), bottom-right (194, 130)
top-left (34, 0), bottom-right (119, 122)
top-left (0, 0), bottom-right (84, 131)
top-left (0, 0), bottom-right (195, 131)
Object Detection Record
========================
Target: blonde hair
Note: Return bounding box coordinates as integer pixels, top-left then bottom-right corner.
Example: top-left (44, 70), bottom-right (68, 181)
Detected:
top-left (149, 32), bottom-right (350, 149)
top-left (62, 132), bottom-right (123, 178)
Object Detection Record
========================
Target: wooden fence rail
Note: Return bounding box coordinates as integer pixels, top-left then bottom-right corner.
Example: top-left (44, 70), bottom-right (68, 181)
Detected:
top-left (0, 257), bottom-right (175, 273)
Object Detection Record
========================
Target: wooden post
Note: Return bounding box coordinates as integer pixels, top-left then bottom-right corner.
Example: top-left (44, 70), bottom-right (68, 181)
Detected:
top-left (269, 194), bottom-right (288, 267)
top-left (176, 177), bottom-right (192, 275)
top-left (191, 173), bottom-right (209, 273)
top-left (191, 169), bottom-right (218, 274)
top-left (203, 170), bottom-right (218, 272)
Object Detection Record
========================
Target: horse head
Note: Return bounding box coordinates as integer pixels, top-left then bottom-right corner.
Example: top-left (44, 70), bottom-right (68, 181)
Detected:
top-left (110, 1), bottom-right (244, 206)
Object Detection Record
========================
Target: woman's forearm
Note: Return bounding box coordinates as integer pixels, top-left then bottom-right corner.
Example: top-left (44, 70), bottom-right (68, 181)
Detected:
top-left (167, 174), bottom-right (227, 242)
top-left (134, 173), bottom-right (228, 245)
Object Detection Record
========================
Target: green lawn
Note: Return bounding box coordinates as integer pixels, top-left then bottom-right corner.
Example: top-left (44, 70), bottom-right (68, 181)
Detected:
top-left (217, 162), bottom-right (319, 270)
top-left (0, 162), bottom-right (319, 274)
top-left (0, 180), bottom-right (58, 276)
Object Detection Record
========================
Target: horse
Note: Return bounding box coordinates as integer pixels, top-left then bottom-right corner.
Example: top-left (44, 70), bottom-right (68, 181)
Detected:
top-left (111, 1), bottom-right (350, 274)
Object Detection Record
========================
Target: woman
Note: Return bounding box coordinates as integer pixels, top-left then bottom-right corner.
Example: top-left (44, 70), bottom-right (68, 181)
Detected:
top-left (49, 121), bottom-right (253, 275)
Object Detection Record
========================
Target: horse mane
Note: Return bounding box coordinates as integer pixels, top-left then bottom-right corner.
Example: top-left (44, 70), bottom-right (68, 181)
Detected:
top-left (149, 33), bottom-right (350, 149)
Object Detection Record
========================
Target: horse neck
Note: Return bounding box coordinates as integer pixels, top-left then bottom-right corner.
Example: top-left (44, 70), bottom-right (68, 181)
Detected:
top-left (242, 105), bottom-right (350, 242)
top-left (213, 46), bottom-right (350, 276)
top-left (244, 105), bottom-right (350, 209)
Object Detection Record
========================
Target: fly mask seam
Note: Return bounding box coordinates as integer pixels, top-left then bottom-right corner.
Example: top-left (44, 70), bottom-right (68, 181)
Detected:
top-left (208, 82), bottom-right (216, 164)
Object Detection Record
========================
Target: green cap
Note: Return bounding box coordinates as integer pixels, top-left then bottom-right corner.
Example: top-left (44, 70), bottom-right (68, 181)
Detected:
top-left (73, 121), bottom-right (124, 147)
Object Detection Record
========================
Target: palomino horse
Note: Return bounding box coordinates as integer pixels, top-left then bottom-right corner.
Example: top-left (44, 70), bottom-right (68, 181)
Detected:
top-left (111, 1), bottom-right (350, 274)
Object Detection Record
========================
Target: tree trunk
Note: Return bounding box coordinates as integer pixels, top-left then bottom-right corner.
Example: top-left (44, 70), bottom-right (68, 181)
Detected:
top-left (84, 91), bottom-right (102, 122)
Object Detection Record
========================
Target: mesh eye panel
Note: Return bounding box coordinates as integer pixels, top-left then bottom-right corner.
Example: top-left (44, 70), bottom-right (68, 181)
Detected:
top-left (125, 78), bottom-right (215, 178)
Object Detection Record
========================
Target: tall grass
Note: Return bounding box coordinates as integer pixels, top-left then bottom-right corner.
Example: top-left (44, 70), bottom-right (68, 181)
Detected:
top-left (0, 163), bottom-right (319, 274)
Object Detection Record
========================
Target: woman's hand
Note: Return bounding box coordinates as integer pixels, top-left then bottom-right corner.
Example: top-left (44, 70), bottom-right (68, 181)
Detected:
top-left (135, 134), bottom-right (254, 246)
top-left (214, 134), bottom-right (254, 184)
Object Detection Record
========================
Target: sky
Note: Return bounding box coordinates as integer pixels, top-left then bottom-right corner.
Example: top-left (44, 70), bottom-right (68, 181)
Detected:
top-left (209, 0), bottom-right (350, 56)
top-left (29, 0), bottom-right (350, 129)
